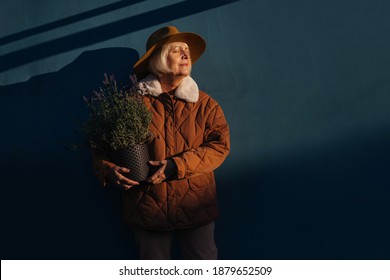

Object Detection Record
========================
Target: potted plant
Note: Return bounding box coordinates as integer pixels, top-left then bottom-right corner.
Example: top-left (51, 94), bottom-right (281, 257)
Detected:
top-left (83, 74), bottom-right (152, 182)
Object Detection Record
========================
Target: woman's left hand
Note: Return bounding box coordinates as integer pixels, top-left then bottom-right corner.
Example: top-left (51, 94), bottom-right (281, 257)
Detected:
top-left (146, 159), bottom-right (176, 184)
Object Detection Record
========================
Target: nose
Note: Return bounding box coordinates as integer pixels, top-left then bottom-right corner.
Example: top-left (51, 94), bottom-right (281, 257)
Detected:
top-left (181, 49), bottom-right (190, 60)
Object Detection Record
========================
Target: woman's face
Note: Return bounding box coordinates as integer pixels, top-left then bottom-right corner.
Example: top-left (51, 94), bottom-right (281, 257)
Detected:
top-left (166, 42), bottom-right (191, 77)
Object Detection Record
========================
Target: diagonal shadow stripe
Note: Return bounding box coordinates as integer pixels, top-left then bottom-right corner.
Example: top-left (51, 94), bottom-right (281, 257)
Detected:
top-left (0, 0), bottom-right (241, 72)
top-left (0, 0), bottom-right (147, 45)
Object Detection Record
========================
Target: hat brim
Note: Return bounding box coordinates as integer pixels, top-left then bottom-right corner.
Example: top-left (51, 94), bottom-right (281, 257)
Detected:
top-left (133, 32), bottom-right (206, 79)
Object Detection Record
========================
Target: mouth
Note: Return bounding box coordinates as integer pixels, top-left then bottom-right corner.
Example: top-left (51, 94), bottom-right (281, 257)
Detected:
top-left (179, 63), bottom-right (188, 67)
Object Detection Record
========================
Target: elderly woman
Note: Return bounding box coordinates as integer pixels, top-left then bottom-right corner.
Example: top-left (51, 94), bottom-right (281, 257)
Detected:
top-left (93, 26), bottom-right (230, 259)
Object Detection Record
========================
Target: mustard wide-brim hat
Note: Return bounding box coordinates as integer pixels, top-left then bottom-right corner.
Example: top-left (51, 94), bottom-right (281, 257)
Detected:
top-left (133, 26), bottom-right (206, 79)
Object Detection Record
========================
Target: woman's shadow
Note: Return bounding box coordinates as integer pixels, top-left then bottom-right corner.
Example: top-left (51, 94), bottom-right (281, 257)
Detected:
top-left (0, 48), bottom-right (140, 259)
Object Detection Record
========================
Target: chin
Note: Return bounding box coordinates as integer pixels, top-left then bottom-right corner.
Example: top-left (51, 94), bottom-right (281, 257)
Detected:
top-left (176, 73), bottom-right (190, 78)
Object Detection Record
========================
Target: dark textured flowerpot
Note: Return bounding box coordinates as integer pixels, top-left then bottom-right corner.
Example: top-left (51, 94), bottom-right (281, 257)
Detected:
top-left (110, 144), bottom-right (150, 182)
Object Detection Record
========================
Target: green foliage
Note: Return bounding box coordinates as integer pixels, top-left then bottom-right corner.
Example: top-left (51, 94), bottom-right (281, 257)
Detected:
top-left (83, 74), bottom-right (152, 151)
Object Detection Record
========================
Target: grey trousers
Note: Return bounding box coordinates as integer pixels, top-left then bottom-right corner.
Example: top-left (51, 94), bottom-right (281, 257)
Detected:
top-left (133, 222), bottom-right (217, 260)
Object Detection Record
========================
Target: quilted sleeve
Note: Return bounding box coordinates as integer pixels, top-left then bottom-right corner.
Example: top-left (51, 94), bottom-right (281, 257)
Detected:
top-left (171, 104), bottom-right (230, 179)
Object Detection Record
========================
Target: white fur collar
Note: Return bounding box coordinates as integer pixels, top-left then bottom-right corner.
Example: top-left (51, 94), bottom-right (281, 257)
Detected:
top-left (137, 74), bottom-right (199, 103)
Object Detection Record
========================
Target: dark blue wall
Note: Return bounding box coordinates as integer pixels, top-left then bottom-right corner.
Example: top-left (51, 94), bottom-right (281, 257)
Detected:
top-left (1, 0), bottom-right (390, 259)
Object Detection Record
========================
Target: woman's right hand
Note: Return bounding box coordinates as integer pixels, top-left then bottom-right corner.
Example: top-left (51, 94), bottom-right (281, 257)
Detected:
top-left (104, 161), bottom-right (139, 190)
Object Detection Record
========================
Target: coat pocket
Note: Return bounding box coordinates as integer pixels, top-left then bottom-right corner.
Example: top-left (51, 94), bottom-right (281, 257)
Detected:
top-left (188, 173), bottom-right (215, 191)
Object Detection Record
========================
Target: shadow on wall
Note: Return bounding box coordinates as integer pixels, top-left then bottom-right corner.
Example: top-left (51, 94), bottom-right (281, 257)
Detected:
top-left (0, 0), bottom-right (241, 72)
top-left (1, 47), bottom-right (390, 260)
top-left (216, 124), bottom-right (390, 259)
top-left (0, 0), bottom-right (147, 45)
top-left (0, 48), bottom-right (140, 259)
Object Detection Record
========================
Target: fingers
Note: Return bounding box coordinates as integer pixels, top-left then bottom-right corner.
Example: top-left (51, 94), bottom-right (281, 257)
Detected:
top-left (146, 172), bottom-right (166, 185)
top-left (107, 165), bottom-right (139, 189)
top-left (109, 161), bottom-right (169, 187)
top-left (114, 170), bottom-right (139, 186)
top-left (122, 184), bottom-right (134, 190)
top-left (148, 160), bottom-right (167, 170)
top-left (146, 161), bottom-right (167, 184)
top-left (114, 166), bottom-right (130, 173)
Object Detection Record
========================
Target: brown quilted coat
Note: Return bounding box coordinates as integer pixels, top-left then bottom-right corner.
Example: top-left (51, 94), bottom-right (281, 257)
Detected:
top-left (92, 77), bottom-right (230, 230)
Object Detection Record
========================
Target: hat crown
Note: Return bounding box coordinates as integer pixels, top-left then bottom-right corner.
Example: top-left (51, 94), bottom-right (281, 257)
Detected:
top-left (146, 26), bottom-right (180, 51)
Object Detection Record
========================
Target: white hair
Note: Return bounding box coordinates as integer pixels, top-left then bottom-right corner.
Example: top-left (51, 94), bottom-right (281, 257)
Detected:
top-left (148, 42), bottom-right (191, 77)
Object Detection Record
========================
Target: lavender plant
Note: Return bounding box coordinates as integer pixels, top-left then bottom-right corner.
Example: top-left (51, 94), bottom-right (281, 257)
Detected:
top-left (83, 74), bottom-right (152, 152)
